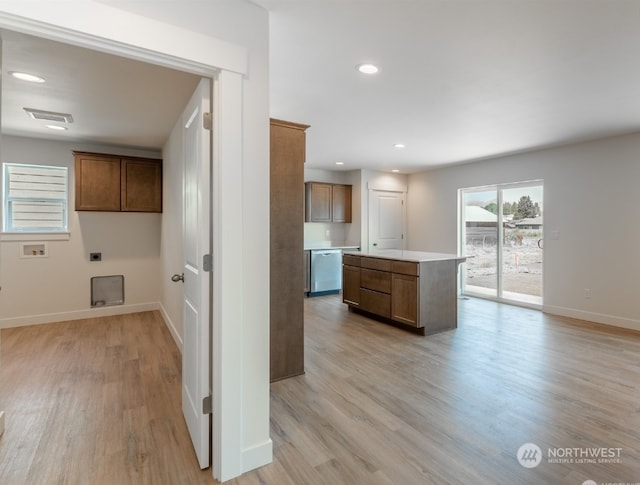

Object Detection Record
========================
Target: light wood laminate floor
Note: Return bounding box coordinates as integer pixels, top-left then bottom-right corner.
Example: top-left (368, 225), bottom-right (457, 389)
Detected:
top-left (1, 297), bottom-right (639, 484)
top-left (0, 311), bottom-right (214, 485)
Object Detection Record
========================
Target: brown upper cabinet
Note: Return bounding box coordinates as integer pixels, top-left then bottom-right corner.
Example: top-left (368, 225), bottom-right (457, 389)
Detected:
top-left (304, 182), bottom-right (352, 223)
top-left (74, 152), bottom-right (162, 212)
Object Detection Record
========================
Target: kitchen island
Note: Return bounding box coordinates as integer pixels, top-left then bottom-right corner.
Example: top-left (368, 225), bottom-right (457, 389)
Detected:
top-left (342, 249), bottom-right (466, 335)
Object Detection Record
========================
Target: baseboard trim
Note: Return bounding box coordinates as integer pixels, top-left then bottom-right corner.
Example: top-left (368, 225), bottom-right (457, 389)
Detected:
top-left (0, 302), bottom-right (161, 329)
top-left (543, 305), bottom-right (640, 333)
top-left (242, 438), bottom-right (273, 475)
top-left (158, 304), bottom-right (183, 353)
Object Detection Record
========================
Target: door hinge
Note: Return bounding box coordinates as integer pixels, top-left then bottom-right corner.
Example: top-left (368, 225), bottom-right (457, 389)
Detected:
top-left (203, 112), bottom-right (213, 131)
top-left (203, 254), bottom-right (213, 272)
top-left (202, 395), bottom-right (212, 415)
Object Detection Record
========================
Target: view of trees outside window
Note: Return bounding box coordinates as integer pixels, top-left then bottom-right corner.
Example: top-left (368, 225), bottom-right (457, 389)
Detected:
top-left (462, 183), bottom-right (543, 305)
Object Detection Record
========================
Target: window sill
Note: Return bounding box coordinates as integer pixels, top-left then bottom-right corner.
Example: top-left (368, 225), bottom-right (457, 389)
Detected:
top-left (0, 232), bottom-right (70, 242)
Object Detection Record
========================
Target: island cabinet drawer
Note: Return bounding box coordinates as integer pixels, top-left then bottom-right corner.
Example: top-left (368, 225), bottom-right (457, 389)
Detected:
top-left (391, 261), bottom-right (419, 276)
top-left (343, 254), bottom-right (361, 267)
top-left (360, 288), bottom-right (391, 318)
top-left (360, 257), bottom-right (392, 272)
top-left (361, 268), bottom-right (391, 293)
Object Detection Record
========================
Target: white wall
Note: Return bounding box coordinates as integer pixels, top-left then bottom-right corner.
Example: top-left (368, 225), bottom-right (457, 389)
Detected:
top-left (359, 169), bottom-right (409, 250)
top-left (0, 135), bottom-right (162, 327)
top-left (344, 170), bottom-right (362, 246)
top-left (407, 132), bottom-right (640, 330)
top-left (302, 168), bottom-right (409, 249)
top-left (303, 168), bottom-right (356, 246)
top-left (159, 113), bottom-right (184, 350)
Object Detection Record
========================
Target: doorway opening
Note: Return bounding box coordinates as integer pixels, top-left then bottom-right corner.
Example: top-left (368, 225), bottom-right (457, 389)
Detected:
top-left (0, 15), bottom-right (232, 479)
top-left (459, 181), bottom-right (543, 307)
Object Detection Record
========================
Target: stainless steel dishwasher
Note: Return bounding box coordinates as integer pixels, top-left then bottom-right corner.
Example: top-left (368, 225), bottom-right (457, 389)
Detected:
top-left (310, 249), bottom-right (342, 295)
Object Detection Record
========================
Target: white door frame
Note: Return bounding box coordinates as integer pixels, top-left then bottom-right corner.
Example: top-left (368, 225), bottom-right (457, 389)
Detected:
top-left (0, 8), bottom-right (249, 481)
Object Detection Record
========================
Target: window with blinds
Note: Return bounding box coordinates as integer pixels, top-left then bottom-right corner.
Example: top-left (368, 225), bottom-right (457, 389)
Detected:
top-left (3, 163), bottom-right (68, 232)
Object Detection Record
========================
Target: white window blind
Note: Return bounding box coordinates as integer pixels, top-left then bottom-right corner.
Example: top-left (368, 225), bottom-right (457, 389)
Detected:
top-left (4, 163), bottom-right (68, 232)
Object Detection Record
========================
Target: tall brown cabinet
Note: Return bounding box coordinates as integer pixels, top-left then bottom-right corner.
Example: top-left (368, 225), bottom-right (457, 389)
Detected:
top-left (270, 119), bottom-right (309, 382)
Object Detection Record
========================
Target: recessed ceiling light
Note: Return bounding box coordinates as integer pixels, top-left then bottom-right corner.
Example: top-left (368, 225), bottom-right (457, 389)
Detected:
top-left (46, 125), bottom-right (67, 131)
top-left (356, 63), bottom-right (379, 74)
top-left (393, 143), bottom-right (406, 149)
top-left (336, 162), bottom-right (344, 165)
top-left (392, 169), bottom-right (400, 173)
top-left (10, 71), bottom-right (46, 83)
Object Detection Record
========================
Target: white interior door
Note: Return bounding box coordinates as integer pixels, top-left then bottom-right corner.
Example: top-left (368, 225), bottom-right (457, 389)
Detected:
top-left (369, 189), bottom-right (405, 250)
top-left (182, 78), bottom-right (212, 469)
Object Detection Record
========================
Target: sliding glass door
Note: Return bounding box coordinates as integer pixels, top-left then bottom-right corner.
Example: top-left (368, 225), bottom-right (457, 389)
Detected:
top-left (500, 184), bottom-right (543, 305)
top-left (460, 181), bottom-right (543, 307)
top-left (461, 188), bottom-right (499, 298)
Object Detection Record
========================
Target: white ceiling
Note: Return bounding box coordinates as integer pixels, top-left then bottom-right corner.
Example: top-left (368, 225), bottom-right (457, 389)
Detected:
top-left (256, 0), bottom-right (640, 173)
top-left (1, 29), bottom-right (201, 151)
top-left (4, 2), bottom-right (640, 174)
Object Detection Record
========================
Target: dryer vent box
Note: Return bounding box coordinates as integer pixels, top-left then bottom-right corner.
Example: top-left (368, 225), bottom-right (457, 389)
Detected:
top-left (91, 275), bottom-right (124, 307)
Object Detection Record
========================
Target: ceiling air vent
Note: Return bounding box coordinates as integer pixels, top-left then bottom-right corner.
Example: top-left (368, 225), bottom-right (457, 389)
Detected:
top-left (23, 108), bottom-right (74, 123)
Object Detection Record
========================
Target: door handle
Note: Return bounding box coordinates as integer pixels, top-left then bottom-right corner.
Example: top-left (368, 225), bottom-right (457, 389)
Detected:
top-left (171, 273), bottom-right (184, 283)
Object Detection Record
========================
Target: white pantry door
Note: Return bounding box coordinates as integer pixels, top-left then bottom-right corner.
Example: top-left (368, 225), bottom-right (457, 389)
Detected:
top-left (369, 190), bottom-right (405, 250)
top-left (182, 78), bottom-right (212, 469)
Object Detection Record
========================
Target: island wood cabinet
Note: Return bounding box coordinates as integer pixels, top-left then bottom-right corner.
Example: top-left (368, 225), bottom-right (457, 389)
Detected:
top-left (391, 271), bottom-right (419, 326)
top-left (270, 119), bottom-right (309, 382)
top-left (343, 253), bottom-right (460, 335)
top-left (305, 182), bottom-right (352, 223)
top-left (74, 151), bottom-right (162, 212)
top-left (342, 254), bottom-right (361, 305)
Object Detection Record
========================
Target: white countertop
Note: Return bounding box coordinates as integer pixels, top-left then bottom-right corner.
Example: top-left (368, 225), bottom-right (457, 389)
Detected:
top-left (305, 243), bottom-right (360, 251)
top-left (344, 249), bottom-right (466, 263)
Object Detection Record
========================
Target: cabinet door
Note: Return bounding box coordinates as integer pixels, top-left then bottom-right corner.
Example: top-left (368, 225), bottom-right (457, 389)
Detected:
top-left (391, 273), bottom-right (419, 327)
top-left (342, 264), bottom-right (360, 305)
top-left (332, 184), bottom-right (352, 223)
top-left (75, 154), bottom-right (121, 211)
top-left (121, 159), bottom-right (162, 212)
top-left (305, 182), bottom-right (332, 222)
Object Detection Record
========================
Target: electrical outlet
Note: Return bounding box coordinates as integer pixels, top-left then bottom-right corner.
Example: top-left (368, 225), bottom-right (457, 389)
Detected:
top-left (584, 288), bottom-right (591, 299)
top-left (90, 252), bottom-right (102, 262)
